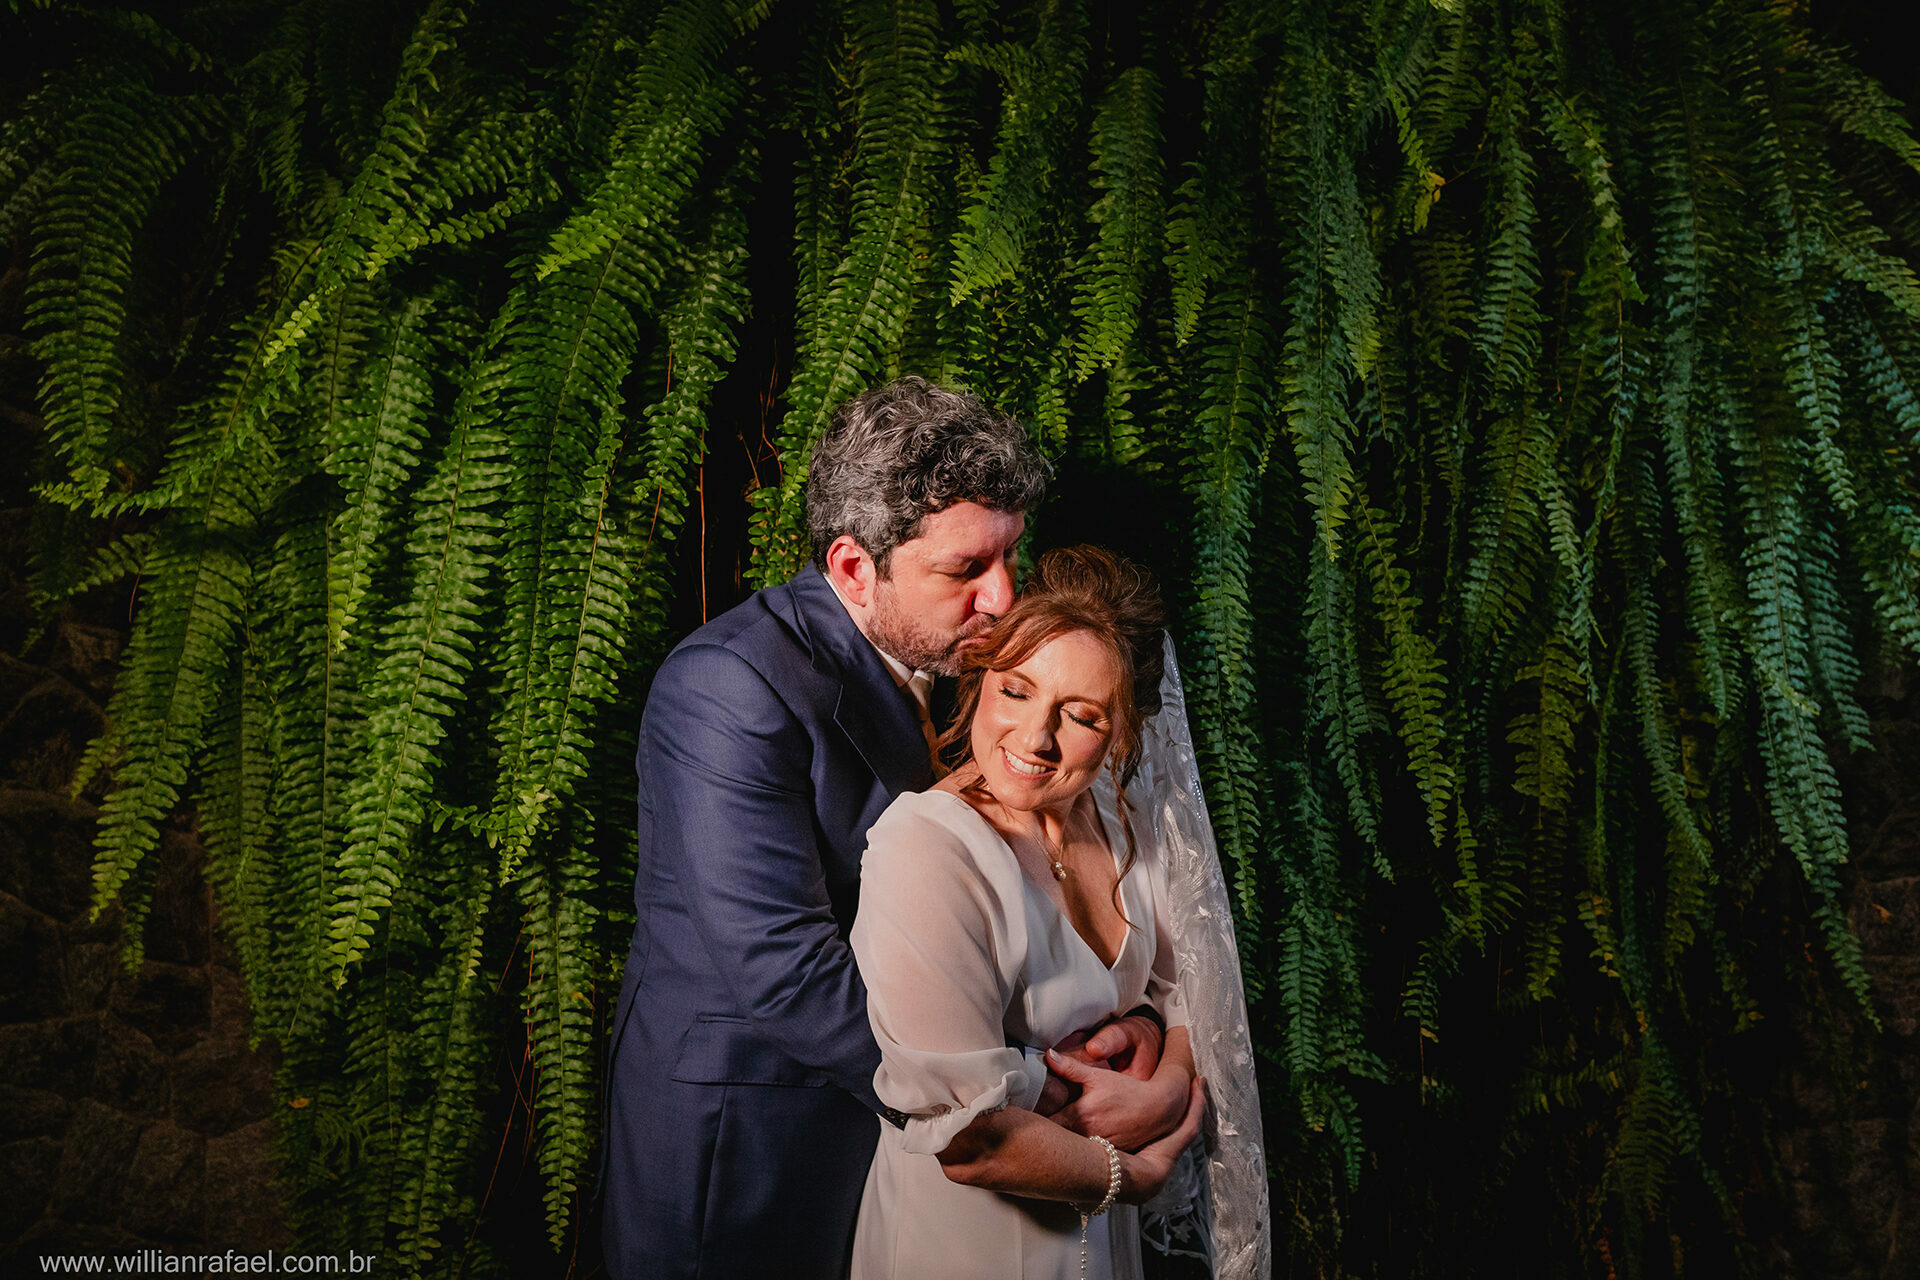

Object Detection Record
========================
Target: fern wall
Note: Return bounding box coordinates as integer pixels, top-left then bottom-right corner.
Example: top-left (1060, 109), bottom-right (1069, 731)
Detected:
top-left (4, 0), bottom-right (1919, 1273)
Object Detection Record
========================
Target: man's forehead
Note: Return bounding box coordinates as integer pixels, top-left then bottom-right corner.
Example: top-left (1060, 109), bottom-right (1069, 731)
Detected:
top-left (903, 503), bottom-right (1025, 563)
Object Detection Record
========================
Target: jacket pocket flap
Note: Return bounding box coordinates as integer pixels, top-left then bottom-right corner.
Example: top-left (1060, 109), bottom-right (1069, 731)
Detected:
top-left (669, 1016), bottom-right (829, 1087)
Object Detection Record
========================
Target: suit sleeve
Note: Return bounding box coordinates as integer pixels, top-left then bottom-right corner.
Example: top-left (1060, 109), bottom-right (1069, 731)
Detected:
top-left (643, 641), bottom-right (883, 1109)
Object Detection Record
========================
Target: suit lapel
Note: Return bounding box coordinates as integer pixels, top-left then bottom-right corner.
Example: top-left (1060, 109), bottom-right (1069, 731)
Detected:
top-left (782, 566), bottom-right (933, 800)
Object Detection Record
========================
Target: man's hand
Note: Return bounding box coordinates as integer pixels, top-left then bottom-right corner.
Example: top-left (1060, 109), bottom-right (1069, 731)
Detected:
top-left (1043, 1025), bottom-right (1194, 1151)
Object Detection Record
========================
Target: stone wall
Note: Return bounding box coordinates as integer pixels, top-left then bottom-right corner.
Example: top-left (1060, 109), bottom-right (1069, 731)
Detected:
top-left (0, 603), bottom-right (288, 1266)
top-left (1770, 663), bottom-right (1920, 1279)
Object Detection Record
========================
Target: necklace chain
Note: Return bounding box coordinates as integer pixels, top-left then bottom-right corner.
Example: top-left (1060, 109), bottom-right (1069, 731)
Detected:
top-left (1038, 812), bottom-right (1073, 882)
top-left (971, 775), bottom-right (1077, 882)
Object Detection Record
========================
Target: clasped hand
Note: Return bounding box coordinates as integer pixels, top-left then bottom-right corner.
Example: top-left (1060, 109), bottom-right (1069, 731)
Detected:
top-left (1033, 1016), bottom-right (1195, 1152)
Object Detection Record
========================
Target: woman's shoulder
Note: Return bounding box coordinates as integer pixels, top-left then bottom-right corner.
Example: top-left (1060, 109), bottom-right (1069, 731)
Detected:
top-left (871, 787), bottom-right (994, 846)
top-left (865, 789), bottom-right (1013, 879)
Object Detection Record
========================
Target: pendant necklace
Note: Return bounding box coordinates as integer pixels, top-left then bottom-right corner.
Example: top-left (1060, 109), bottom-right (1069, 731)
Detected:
top-left (1041, 818), bottom-right (1070, 882)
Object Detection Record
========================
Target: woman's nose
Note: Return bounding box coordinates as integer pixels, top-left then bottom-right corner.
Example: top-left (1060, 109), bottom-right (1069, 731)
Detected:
top-left (1014, 706), bottom-right (1057, 754)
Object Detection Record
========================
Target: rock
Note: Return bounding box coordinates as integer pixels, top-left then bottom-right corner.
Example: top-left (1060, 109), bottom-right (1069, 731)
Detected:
top-left (0, 1083), bottom-right (70, 1141)
top-left (1839, 1117), bottom-right (1901, 1241)
top-left (108, 961), bottom-right (209, 1053)
top-left (47, 1099), bottom-right (143, 1225)
top-left (1850, 876), bottom-right (1920, 957)
top-left (204, 1119), bottom-right (290, 1249)
top-left (62, 938), bottom-right (122, 1014)
top-left (0, 674), bottom-right (106, 792)
top-left (0, 1013), bottom-right (102, 1094)
top-left (1790, 1062), bottom-right (1841, 1124)
top-left (3, 1218), bottom-right (150, 1270)
top-left (0, 652), bottom-right (43, 718)
top-left (207, 966), bottom-right (255, 1042)
top-left (0, 787), bottom-right (97, 922)
top-left (0, 888), bottom-right (63, 1021)
top-left (143, 830), bottom-right (210, 967)
top-left (121, 1121), bottom-right (206, 1240)
top-left (91, 1019), bottom-right (169, 1116)
top-left (1866, 956), bottom-right (1920, 1040)
top-left (172, 1033), bottom-right (274, 1137)
top-left (1858, 799), bottom-right (1920, 879)
top-left (46, 620), bottom-right (123, 701)
top-left (0, 1135), bottom-right (61, 1239)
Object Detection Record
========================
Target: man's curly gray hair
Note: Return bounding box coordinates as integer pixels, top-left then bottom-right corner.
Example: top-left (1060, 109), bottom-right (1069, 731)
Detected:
top-left (805, 377), bottom-right (1049, 574)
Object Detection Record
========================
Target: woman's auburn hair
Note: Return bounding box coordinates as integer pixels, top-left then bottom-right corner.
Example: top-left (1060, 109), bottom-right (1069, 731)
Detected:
top-left (936, 543), bottom-right (1166, 787)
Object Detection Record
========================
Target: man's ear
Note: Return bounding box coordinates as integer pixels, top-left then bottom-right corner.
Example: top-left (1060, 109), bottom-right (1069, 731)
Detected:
top-left (824, 535), bottom-right (878, 607)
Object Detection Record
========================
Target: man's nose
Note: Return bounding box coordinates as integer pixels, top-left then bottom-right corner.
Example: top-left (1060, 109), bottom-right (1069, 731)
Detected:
top-left (974, 558), bottom-right (1015, 617)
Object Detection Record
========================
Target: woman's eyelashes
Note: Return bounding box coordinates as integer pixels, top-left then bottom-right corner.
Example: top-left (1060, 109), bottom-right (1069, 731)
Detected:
top-left (999, 686), bottom-right (1101, 729)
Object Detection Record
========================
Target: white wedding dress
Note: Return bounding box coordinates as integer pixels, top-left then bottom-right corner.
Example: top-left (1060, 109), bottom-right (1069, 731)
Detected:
top-left (848, 779), bottom-right (1188, 1280)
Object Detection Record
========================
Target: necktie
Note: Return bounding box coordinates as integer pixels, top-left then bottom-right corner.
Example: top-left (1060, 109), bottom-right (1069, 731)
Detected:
top-left (906, 672), bottom-right (946, 779)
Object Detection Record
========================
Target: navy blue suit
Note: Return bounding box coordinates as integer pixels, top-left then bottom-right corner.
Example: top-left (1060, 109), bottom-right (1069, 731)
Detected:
top-left (602, 565), bottom-right (933, 1279)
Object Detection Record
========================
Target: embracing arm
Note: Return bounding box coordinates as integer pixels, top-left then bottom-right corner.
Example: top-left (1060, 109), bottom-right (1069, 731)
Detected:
top-left (852, 800), bottom-right (1205, 1202)
top-left (936, 1077), bottom-right (1204, 1203)
top-left (648, 643), bottom-right (881, 1107)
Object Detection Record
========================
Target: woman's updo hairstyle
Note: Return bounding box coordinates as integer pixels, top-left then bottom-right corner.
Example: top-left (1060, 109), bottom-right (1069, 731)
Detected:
top-left (937, 544), bottom-right (1166, 786)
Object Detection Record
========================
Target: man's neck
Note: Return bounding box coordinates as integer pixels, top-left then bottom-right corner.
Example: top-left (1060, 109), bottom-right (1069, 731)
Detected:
top-left (823, 569), bottom-right (914, 686)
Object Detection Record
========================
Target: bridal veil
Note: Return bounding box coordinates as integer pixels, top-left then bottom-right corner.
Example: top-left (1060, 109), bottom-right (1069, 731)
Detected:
top-left (1134, 636), bottom-right (1271, 1279)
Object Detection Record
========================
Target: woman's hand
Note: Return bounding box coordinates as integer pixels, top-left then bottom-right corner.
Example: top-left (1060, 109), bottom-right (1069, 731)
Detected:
top-left (1044, 1039), bottom-right (1192, 1151)
top-left (1117, 1077), bottom-right (1207, 1204)
top-left (1080, 1012), bottom-right (1163, 1080)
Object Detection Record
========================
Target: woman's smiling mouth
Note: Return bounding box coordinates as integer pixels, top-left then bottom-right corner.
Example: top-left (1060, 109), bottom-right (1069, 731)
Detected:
top-left (1001, 748), bottom-right (1054, 778)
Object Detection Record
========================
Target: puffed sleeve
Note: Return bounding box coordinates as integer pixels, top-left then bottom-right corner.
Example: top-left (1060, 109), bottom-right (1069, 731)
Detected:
top-left (851, 795), bottom-right (1044, 1156)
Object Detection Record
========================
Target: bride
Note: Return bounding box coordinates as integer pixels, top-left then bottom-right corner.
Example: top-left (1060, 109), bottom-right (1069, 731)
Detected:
top-left (850, 546), bottom-right (1267, 1280)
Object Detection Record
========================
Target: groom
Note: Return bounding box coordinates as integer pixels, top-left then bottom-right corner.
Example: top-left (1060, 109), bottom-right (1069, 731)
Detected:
top-left (601, 379), bottom-right (1174, 1279)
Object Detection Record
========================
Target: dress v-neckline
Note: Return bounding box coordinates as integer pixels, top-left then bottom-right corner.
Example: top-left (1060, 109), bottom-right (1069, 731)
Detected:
top-left (930, 786), bottom-right (1134, 973)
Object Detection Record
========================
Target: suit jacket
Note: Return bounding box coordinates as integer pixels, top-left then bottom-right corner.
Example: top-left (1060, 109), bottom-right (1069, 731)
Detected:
top-left (601, 565), bottom-right (934, 1280)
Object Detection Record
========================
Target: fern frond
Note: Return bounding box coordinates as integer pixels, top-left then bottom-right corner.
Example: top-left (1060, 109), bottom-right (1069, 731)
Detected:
top-left (517, 829), bottom-right (600, 1246)
top-left (330, 323), bottom-right (509, 984)
top-left (198, 640), bottom-right (278, 1004)
top-left (89, 526), bottom-right (252, 959)
top-left (1073, 66), bottom-right (1163, 376)
top-left (536, 0), bottom-right (760, 278)
top-left (1181, 276), bottom-right (1280, 917)
top-left (1354, 489), bottom-right (1454, 848)
top-left (751, 0), bottom-right (948, 581)
top-left (328, 292), bottom-right (441, 654)
top-left (947, 0), bottom-right (1089, 302)
top-left (27, 75), bottom-right (217, 504)
top-left (262, 0), bottom-right (493, 365)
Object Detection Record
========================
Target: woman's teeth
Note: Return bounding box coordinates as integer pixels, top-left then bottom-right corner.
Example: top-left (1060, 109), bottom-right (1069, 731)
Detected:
top-left (1002, 749), bottom-right (1051, 778)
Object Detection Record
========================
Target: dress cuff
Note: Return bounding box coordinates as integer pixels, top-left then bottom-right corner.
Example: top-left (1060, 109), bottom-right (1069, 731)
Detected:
top-left (898, 1066), bottom-right (1031, 1156)
top-left (1015, 1044), bottom-right (1048, 1112)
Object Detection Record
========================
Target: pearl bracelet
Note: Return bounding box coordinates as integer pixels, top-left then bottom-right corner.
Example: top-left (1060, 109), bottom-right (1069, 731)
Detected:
top-left (1078, 1135), bottom-right (1123, 1277)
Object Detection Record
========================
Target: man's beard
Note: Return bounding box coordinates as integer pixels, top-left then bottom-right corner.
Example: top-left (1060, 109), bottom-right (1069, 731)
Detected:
top-left (867, 580), bottom-right (991, 677)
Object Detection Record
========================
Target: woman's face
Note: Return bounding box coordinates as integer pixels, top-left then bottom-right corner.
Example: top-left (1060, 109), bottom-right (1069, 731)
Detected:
top-left (969, 628), bottom-right (1121, 814)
